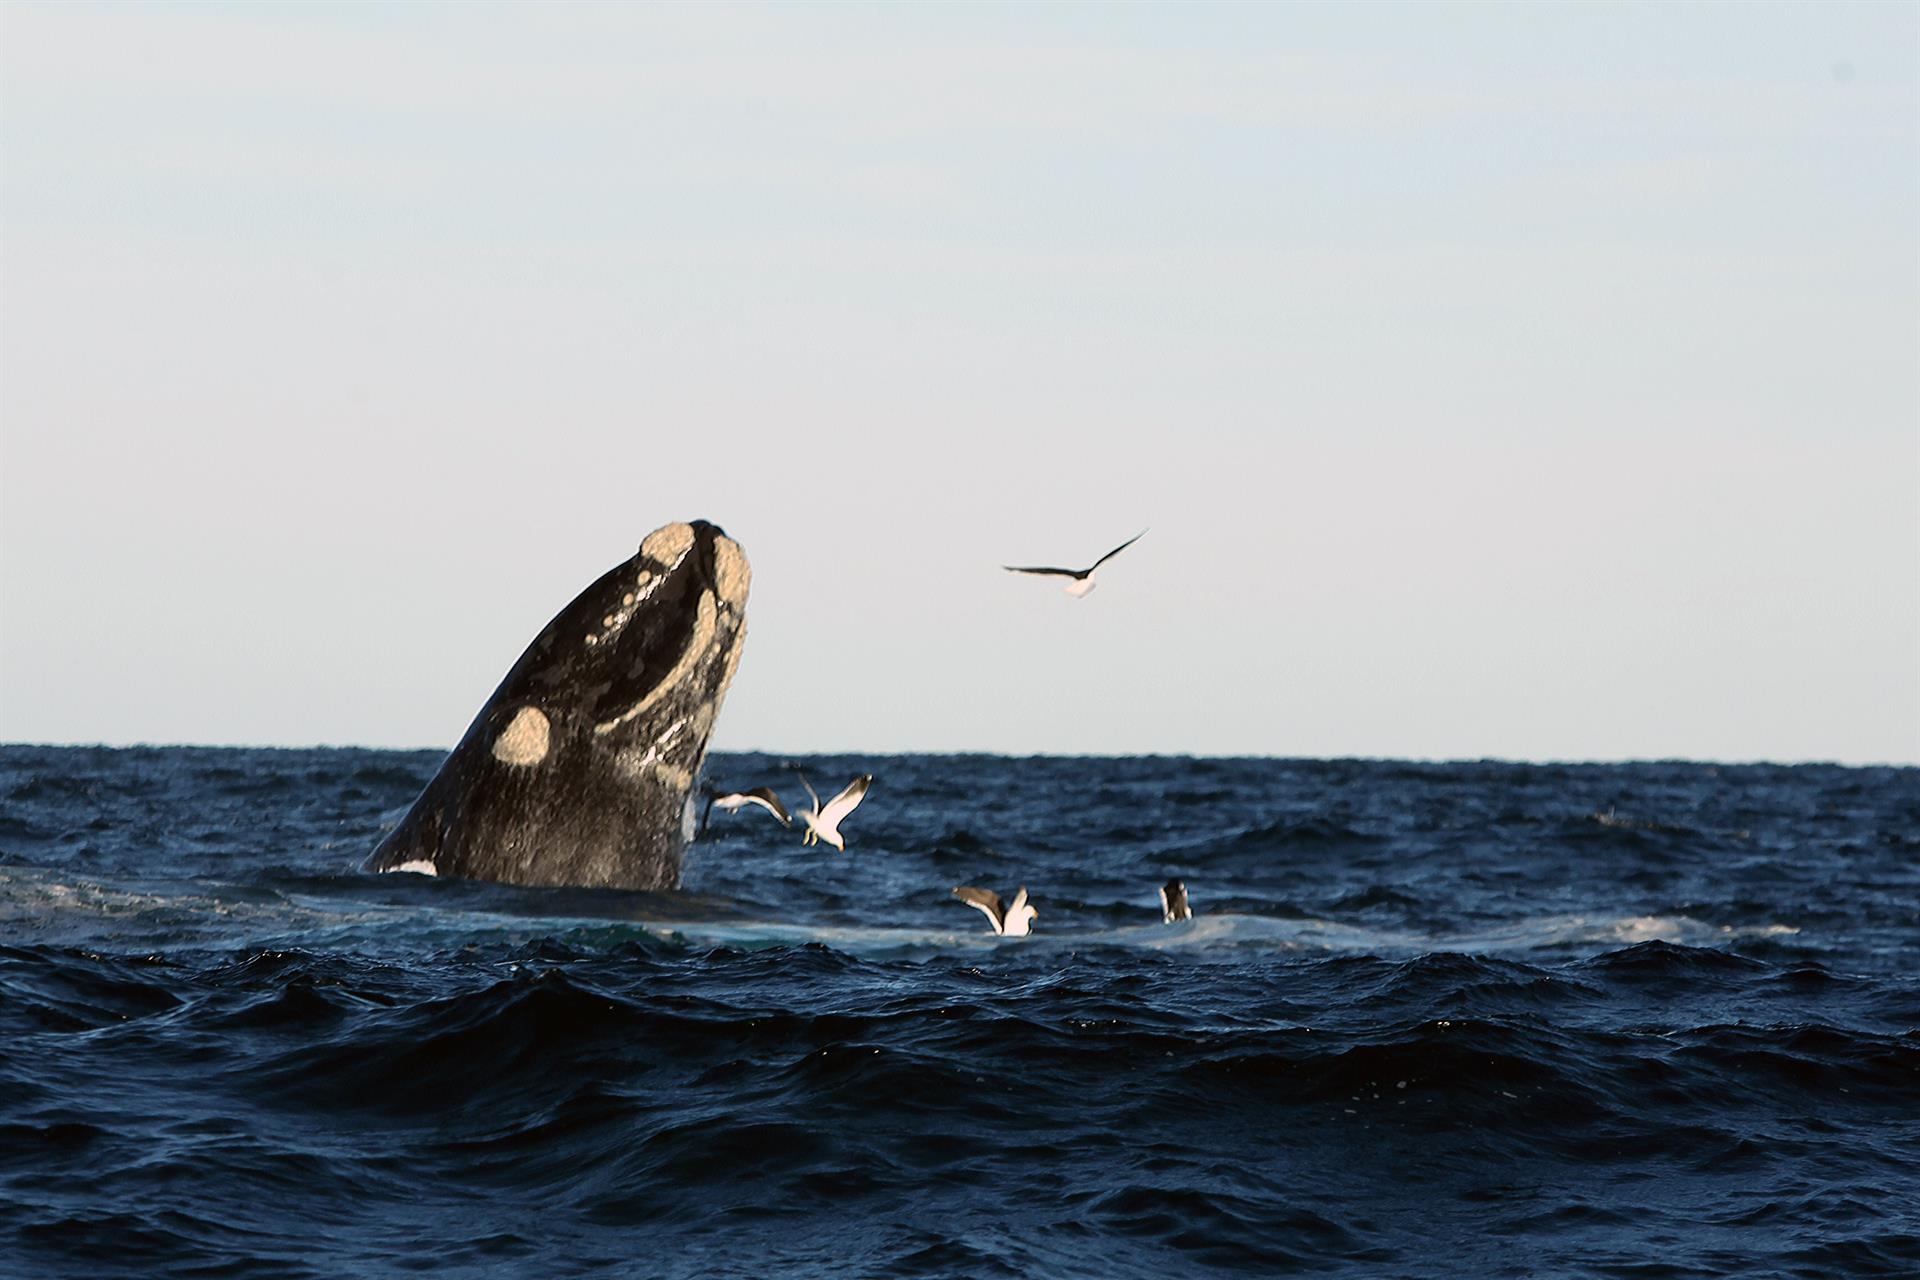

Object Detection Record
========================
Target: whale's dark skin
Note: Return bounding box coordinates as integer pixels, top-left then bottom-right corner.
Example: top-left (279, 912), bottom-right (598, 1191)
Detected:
top-left (364, 520), bottom-right (750, 890)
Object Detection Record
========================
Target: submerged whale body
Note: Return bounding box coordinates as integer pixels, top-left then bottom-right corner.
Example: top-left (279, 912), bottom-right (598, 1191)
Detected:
top-left (364, 520), bottom-right (749, 890)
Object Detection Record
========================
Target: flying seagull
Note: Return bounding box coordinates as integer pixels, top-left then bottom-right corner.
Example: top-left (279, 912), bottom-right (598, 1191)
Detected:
top-left (701, 786), bottom-right (791, 833)
top-left (794, 771), bottom-right (873, 851)
top-left (1003, 529), bottom-right (1146, 597)
top-left (951, 885), bottom-right (1038, 937)
top-left (1160, 878), bottom-right (1192, 923)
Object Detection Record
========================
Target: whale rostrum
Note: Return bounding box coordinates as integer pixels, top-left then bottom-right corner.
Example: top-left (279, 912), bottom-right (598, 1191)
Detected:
top-left (365, 520), bottom-right (749, 890)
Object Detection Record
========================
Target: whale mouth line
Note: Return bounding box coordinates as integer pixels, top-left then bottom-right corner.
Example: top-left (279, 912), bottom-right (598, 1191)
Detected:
top-left (594, 588), bottom-right (719, 736)
top-left (576, 541), bottom-right (714, 726)
top-left (586, 527), bottom-right (748, 732)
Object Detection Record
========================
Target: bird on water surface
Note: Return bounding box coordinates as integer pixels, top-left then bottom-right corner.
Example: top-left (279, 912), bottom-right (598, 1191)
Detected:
top-left (952, 885), bottom-right (1038, 937)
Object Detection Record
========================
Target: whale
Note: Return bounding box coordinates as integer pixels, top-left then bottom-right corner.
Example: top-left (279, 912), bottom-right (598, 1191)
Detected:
top-left (364, 519), bottom-right (749, 890)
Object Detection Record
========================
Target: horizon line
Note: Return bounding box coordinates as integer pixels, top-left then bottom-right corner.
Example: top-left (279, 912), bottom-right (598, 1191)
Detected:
top-left (1, 739), bottom-right (1913, 770)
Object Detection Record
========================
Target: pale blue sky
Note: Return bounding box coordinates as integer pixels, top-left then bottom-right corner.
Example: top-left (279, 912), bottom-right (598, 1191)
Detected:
top-left (2, 2), bottom-right (1915, 762)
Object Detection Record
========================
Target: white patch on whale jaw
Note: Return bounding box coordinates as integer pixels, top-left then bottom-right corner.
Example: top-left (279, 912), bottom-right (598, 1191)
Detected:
top-left (492, 705), bottom-right (551, 766)
top-left (613, 717), bottom-right (696, 791)
top-left (615, 750), bottom-right (695, 792)
top-left (387, 860), bottom-right (438, 876)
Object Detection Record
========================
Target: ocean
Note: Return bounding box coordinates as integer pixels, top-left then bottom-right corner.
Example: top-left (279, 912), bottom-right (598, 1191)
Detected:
top-left (2, 746), bottom-right (1916, 1278)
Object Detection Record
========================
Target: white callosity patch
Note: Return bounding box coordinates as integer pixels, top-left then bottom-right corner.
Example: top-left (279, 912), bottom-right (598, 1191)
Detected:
top-left (491, 705), bottom-right (551, 766)
top-left (639, 522), bottom-right (696, 569)
top-left (586, 568), bottom-right (663, 649)
top-left (651, 761), bottom-right (695, 790)
top-left (388, 860), bottom-right (438, 876)
top-left (615, 746), bottom-right (694, 792)
top-left (711, 534), bottom-right (750, 608)
top-left (708, 533), bottom-right (751, 709)
top-left (586, 517), bottom-right (693, 653)
top-left (612, 717), bottom-right (693, 789)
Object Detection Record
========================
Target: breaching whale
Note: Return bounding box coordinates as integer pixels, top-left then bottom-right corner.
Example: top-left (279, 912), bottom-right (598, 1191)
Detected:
top-left (364, 520), bottom-right (749, 890)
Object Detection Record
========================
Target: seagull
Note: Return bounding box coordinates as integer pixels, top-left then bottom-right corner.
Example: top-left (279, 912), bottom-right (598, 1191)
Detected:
top-left (794, 771), bottom-right (872, 851)
top-left (1160, 878), bottom-right (1192, 923)
top-left (1003, 529), bottom-right (1146, 597)
top-left (951, 885), bottom-right (1038, 937)
top-left (701, 785), bottom-right (791, 833)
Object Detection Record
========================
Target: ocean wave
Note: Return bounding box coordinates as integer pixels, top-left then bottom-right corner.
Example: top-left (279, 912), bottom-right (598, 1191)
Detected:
top-left (3, 747), bottom-right (1917, 1279)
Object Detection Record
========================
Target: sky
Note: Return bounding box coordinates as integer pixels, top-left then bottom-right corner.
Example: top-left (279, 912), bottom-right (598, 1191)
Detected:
top-left (1, 1), bottom-right (1915, 763)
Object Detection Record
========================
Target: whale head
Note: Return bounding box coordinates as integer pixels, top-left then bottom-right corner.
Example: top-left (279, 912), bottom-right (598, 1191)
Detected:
top-left (365, 520), bottom-right (750, 890)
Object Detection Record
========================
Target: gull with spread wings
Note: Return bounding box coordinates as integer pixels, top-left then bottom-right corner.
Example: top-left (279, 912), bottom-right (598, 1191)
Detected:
top-left (793, 771), bottom-right (873, 851)
top-left (699, 786), bottom-right (791, 834)
top-left (1003, 530), bottom-right (1146, 597)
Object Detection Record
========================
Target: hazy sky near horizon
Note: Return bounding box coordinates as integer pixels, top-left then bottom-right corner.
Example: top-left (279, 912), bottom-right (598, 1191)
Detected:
top-left (2, 2), bottom-right (1915, 763)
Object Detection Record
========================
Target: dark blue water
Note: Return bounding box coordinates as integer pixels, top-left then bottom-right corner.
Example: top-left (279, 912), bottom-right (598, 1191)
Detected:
top-left (3, 746), bottom-right (1917, 1278)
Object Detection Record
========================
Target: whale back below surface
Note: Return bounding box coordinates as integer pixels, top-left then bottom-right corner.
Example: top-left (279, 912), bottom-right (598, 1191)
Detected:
top-left (365, 520), bottom-right (750, 890)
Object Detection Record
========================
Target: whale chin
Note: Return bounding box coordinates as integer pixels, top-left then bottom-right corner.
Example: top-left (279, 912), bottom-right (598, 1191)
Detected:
top-left (364, 520), bottom-right (750, 890)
